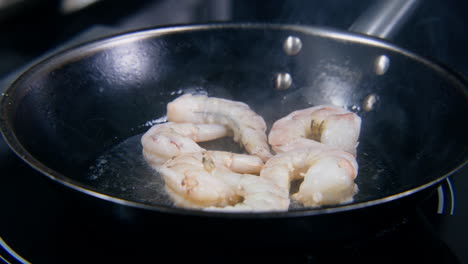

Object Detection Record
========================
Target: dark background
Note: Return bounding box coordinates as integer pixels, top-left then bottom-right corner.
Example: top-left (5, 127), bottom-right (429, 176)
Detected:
top-left (1, 0), bottom-right (468, 78)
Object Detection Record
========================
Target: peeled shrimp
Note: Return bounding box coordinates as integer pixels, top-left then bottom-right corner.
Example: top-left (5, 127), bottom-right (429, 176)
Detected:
top-left (268, 105), bottom-right (361, 155)
top-left (158, 151), bottom-right (289, 211)
top-left (167, 94), bottom-right (273, 161)
top-left (260, 147), bottom-right (358, 207)
top-left (141, 122), bottom-right (230, 167)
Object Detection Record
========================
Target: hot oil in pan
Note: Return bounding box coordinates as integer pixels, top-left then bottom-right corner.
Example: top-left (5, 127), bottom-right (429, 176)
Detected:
top-left (85, 132), bottom-right (245, 207)
top-left (86, 133), bottom-right (172, 206)
top-left (85, 132), bottom-right (394, 210)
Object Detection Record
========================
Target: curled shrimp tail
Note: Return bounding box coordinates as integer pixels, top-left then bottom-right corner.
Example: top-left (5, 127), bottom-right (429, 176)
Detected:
top-left (158, 151), bottom-right (288, 211)
top-left (260, 148), bottom-right (358, 208)
top-left (141, 122), bottom-right (230, 167)
top-left (204, 173), bottom-right (290, 212)
top-left (268, 105), bottom-right (361, 156)
top-left (167, 94), bottom-right (273, 161)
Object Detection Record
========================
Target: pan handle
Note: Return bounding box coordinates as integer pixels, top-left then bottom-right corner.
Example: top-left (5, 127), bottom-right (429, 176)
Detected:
top-left (348, 0), bottom-right (420, 40)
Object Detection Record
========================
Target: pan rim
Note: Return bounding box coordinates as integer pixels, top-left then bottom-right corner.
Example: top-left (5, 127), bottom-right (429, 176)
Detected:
top-left (1, 22), bottom-right (467, 219)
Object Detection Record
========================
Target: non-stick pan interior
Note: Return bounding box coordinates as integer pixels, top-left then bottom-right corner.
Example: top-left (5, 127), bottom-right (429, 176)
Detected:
top-left (1, 24), bottom-right (467, 211)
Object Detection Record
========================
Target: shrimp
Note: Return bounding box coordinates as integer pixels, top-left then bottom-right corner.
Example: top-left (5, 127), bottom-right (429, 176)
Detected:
top-left (260, 147), bottom-right (358, 207)
top-left (167, 94), bottom-right (273, 162)
top-left (141, 122), bottom-right (230, 167)
top-left (268, 105), bottom-right (361, 155)
top-left (158, 151), bottom-right (289, 211)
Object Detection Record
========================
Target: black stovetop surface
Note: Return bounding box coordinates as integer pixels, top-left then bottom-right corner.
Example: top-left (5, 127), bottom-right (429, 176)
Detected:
top-left (1, 1), bottom-right (467, 263)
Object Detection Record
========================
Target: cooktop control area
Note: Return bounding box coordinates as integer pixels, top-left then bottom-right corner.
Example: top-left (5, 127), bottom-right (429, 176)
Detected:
top-left (1, 0), bottom-right (467, 263)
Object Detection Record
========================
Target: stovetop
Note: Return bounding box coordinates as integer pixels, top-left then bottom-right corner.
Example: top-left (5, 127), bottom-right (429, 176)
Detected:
top-left (1, 0), bottom-right (467, 263)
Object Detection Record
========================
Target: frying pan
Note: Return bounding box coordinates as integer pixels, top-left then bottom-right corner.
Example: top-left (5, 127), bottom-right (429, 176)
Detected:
top-left (0, 0), bottom-right (467, 254)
